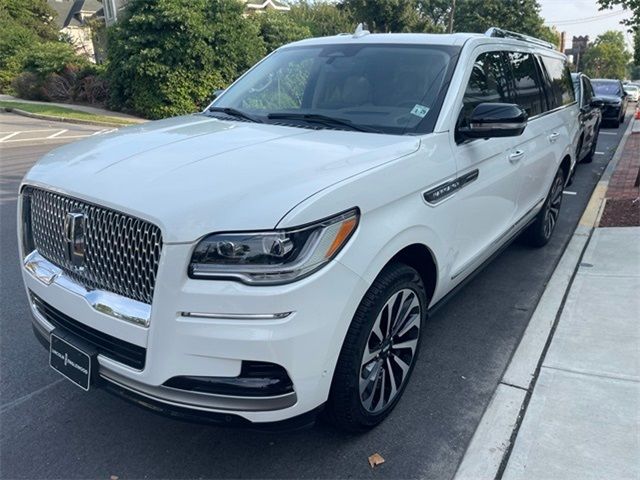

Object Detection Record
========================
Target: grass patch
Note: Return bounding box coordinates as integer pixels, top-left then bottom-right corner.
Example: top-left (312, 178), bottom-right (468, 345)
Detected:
top-left (0, 101), bottom-right (138, 126)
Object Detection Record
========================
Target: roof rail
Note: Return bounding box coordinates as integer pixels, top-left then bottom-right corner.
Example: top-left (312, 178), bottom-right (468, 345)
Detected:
top-left (485, 27), bottom-right (556, 50)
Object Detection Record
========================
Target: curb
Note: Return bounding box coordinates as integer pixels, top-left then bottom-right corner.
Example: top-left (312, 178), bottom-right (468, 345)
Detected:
top-left (453, 113), bottom-right (636, 480)
top-left (2, 107), bottom-right (144, 128)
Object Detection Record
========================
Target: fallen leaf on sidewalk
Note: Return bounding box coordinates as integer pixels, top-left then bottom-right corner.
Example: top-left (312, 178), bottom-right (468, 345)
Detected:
top-left (368, 453), bottom-right (385, 468)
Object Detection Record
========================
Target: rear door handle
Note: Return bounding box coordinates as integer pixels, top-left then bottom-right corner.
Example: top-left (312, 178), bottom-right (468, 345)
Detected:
top-left (548, 132), bottom-right (560, 142)
top-left (509, 150), bottom-right (525, 163)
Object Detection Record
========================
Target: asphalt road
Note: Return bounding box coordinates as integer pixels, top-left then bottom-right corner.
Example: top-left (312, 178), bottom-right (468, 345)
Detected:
top-left (0, 110), bottom-right (630, 479)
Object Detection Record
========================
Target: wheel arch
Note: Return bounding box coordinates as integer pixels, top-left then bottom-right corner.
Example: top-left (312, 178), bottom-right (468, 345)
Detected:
top-left (386, 244), bottom-right (438, 304)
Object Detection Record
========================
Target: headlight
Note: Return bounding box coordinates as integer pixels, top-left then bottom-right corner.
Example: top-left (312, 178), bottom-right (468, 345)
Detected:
top-left (189, 208), bottom-right (359, 284)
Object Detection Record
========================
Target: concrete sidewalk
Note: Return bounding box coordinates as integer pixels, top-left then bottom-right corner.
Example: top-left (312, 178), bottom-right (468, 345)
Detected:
top-left (455, 111), bottom-right (640, 480)
top-left (502, 226), bottom-right (640, 479)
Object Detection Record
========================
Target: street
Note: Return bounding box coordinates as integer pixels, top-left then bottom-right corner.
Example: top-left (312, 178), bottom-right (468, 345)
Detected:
top-left (0, 110), bottom-right (631, 479)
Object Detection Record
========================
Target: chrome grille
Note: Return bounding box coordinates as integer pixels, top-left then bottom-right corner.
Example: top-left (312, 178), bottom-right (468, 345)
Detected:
top-left (22, 187), bottom-right (162, 304)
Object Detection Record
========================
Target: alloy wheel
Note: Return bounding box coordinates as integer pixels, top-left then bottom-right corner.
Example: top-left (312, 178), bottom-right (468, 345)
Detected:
top-left (359, 288), bottom-right (421, 413)
top-left (543, 177), bottom-right (563, 239)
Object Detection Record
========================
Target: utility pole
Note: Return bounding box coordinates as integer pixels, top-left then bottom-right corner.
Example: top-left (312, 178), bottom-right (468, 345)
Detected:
top-left (448, 0), bottom-right (456, 33)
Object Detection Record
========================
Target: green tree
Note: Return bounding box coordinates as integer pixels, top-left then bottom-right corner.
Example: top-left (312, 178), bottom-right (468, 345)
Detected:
top-left (582, 31), bottom-right (631, 79)
top-left (341, 0), bottom-right (439, 33)
top-left (0, 0), bottom-right (58, 41)
top-left (288, 0), bottom-right (354, 37)
top-left (453, 0), bottom-right (555, 43)
top-left (106, 0), bottom-right (266, 119)
top-left (597, 0), bottom-right (639, 34)
top-left (0, 0), bottom-right (80, 92)
top-left (251, 10), bottom-right (312, 53)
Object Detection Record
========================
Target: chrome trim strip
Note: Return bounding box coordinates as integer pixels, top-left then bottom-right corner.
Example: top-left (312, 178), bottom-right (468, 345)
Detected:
top-left (100, 368), bottom-right (298, 412)
top-left (423, 169), bottom-right (479, 205)
top-left (469, 122), bottom-right (526, 130)
top-left (180, 311), bottom-right (293, 320)
top-left (24, 251), bottom-right (151, 327)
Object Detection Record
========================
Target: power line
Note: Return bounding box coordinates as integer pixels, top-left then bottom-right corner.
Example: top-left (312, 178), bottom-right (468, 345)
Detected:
top-left (544, 9), bottom-right (627, 25)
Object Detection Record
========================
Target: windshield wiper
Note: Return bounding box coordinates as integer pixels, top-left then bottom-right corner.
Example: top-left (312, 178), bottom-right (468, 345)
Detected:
top-left (267, 112), bottom-right (381, 133)
top-left (208, 106), bottom-right (262, 123)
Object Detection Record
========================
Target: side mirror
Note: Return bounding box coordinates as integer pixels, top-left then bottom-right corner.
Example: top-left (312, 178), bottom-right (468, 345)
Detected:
top-left (458, 103), bottom-right (528, 139)
top-left (590, 97), bottom-right (605, 109)
top-left (212, 89), bottom-right (225, 100)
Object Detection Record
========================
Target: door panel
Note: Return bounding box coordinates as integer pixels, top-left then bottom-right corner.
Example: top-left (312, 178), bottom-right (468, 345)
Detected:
top-left (449, 50), bottom-right (523, 279)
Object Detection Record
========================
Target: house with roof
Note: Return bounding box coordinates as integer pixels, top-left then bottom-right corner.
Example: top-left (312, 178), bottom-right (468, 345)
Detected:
top-left (48, 0), bottom-right (103, 61)
top-left (101, 0), bottom-right (289, 26)
top-left (244, 0), bottom-right (290, 13)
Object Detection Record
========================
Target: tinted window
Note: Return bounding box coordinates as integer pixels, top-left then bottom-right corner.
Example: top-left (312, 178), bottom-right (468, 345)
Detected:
top-left (582, 77), bottom-right (593, 105)
top-left (508, 52), bottom-right (546, 116)
top-left (540, 56), bottom-right (575, 108)
top-left (460, 51), bottom-right (514, 125)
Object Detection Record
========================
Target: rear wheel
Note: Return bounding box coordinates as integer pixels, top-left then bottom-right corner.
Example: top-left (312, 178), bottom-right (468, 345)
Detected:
top-left (522, 168), bottom-right (564, 248)
top-left (325, 263), bottom-right (427, 432)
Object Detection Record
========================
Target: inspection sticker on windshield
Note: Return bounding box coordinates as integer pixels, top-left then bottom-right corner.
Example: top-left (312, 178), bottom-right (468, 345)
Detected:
top-left (410, 104), bottom-right (430, 118)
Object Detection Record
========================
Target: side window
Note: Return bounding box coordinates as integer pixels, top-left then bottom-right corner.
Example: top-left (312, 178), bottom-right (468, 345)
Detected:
top-left (507, 52), bottom-right (546, 117)
top-left (539, 56), bottom-right (575, 109)
top-left (582, 77), bottom-right (593, 105)
top-left (460, 51), bottom-right (514, 126)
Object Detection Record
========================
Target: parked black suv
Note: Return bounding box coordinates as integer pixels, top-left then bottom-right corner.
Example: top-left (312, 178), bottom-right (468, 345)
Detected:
top-left (572, 73), bottom-right (603, 163)
top-left (591, 78), bottom-right (628, 127)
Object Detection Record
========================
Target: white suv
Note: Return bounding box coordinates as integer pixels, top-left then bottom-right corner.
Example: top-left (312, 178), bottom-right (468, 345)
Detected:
top-left (19, 27), bottom-right (578, 431)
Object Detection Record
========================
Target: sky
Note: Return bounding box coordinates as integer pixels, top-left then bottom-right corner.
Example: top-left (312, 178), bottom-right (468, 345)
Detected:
top-left (537, 0), bottom-right (634, 50)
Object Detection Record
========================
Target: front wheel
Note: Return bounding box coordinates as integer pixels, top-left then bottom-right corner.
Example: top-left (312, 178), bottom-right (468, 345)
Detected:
top-left (522, 168), bottom-right (564, 248)
top-left (325, 263), bottom-right (427, 432)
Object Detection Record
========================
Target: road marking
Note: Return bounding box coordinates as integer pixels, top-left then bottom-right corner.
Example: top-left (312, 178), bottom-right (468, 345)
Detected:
top-left (599, 131), bottom-right (617, 135)
top-left (0, 129), bottom-right (60, 134)
top-left (563, 191), bottom-right (577, 195)
top-left (595, 151), bottom-right (605, 155)
top-left (0, 131), bottom-right (20, 142)
top-left (1, 134), bottom-right (96, 144)
top-left (46, 129), bottom-right (68, 139)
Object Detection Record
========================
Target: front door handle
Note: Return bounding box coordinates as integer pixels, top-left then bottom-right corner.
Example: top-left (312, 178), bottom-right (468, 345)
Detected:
top-left (509, 150), bottom-right (525, 163)
top-left (548, 132), bottom-right (560, 142)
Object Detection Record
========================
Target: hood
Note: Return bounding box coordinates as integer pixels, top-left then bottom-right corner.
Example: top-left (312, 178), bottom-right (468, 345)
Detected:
top-left (597, 94), bottom-right (622, 104)
top-left (24, 115), bottom-right (419, 242)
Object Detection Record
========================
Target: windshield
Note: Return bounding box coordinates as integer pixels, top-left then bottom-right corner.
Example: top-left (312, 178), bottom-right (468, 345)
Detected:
top-left (625, 85), bottom-right (639, 92)
top-left (592, 81), bottom-right (621, 96)
top-left (210, 43), bottom-right (460, 135)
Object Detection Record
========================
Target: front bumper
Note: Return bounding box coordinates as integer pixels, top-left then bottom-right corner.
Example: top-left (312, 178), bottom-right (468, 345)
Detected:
top-left (22, 243), bottom-right (369, 423)
top-left (601, 104), bottom-right (621, 120)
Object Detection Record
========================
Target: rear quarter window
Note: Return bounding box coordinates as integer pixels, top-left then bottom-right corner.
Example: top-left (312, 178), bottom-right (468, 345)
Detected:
top-left (539, 55), bottom-right (575, 109)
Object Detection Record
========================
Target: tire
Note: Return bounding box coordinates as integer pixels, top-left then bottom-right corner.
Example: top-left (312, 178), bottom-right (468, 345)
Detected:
top-left (581, 125), bottom-right (599, 164)
top-left (522, 168), bottom-right (565, 248)
top-left (325, 263), bottom-right (428, 432)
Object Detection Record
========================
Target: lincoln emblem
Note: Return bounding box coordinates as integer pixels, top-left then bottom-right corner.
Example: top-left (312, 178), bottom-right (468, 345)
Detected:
top-left (63, 211), bottom-right (87, 268)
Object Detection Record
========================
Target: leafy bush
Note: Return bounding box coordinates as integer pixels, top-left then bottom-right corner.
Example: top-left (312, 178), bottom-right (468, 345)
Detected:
top-left (12, 72), bottom-right (46, 100)
top-left (288, 0), bottom-right (354, 37)
top-left (251, 11), bottom-right (312, 53)
top-left (106, 0), bottom-right (266, 119)
top-left (0, 0), bottom-right (60, 92)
